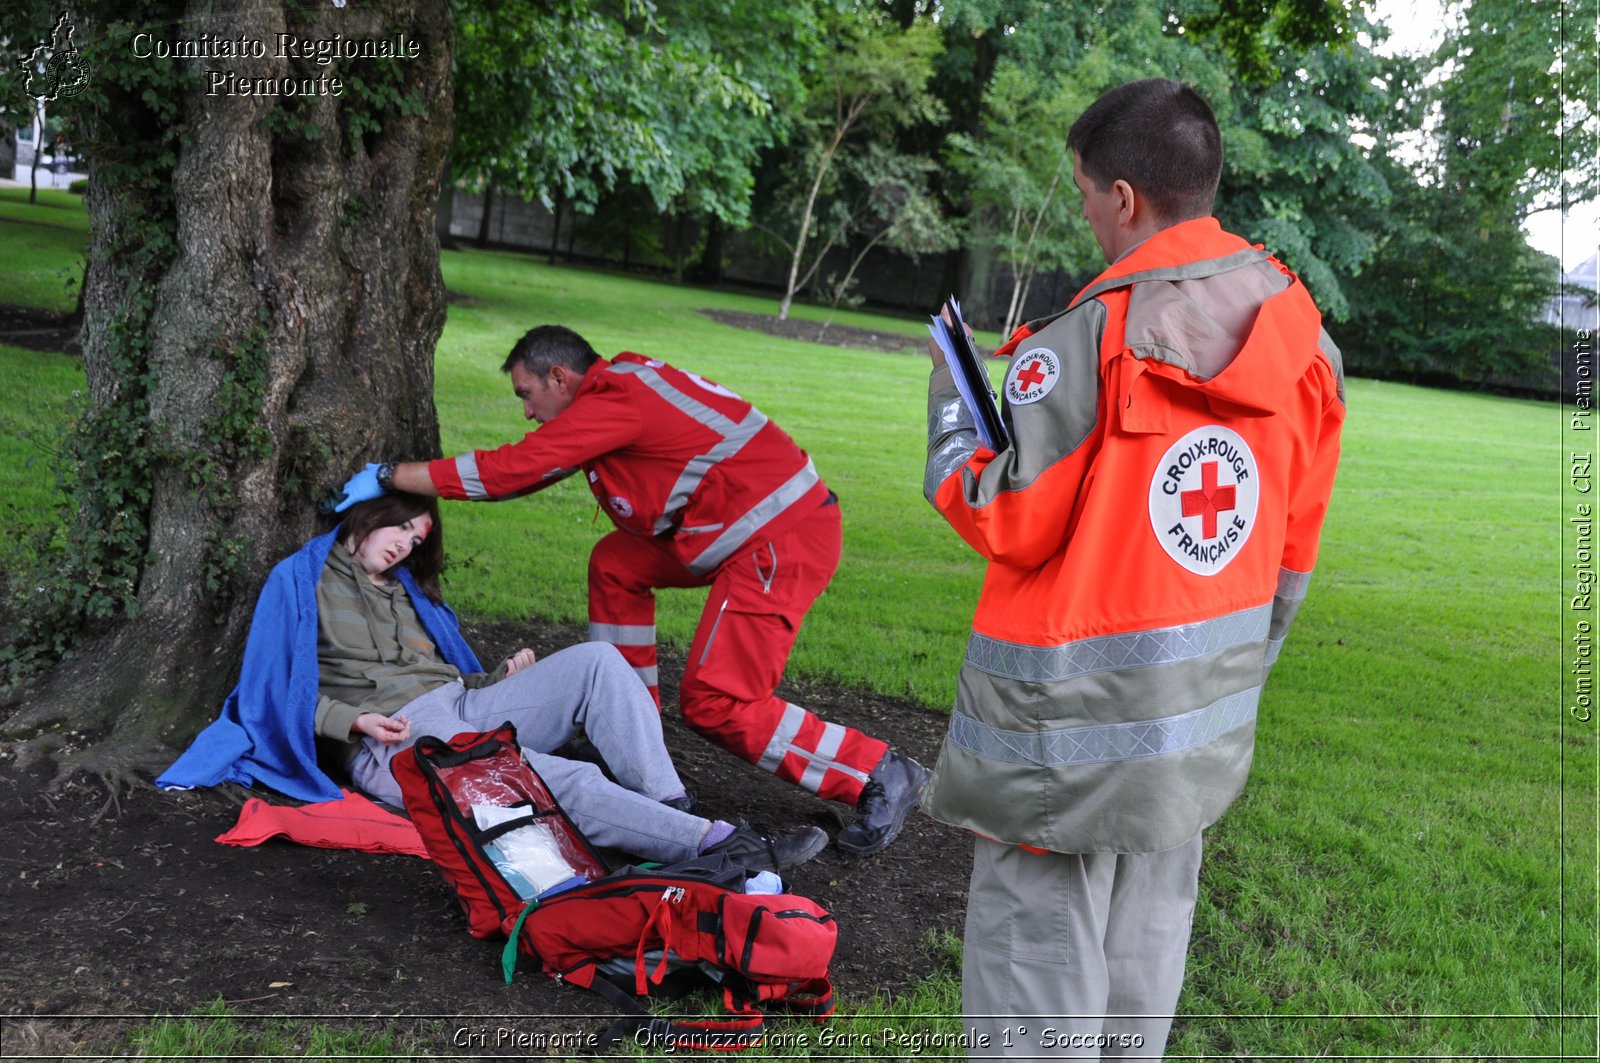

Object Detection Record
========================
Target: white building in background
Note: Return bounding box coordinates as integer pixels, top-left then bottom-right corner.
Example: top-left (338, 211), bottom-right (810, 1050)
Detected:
top-left (1547, 253), bottom-right (1599, 333)
top-left (9, 104), bottom-right (83, 188)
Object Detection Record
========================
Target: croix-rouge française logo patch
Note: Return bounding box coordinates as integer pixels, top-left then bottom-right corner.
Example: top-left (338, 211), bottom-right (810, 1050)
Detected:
top-left (1003, 348), bottom-right (1061, 406)
top-left (1148, 426), bottom-right (1259, 576)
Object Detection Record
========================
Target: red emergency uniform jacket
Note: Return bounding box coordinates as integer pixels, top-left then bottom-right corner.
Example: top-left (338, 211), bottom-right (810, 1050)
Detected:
top-left (427, 353), bottom-right (831, 577)
top-left (922, 218), bottom-right (1345, 853)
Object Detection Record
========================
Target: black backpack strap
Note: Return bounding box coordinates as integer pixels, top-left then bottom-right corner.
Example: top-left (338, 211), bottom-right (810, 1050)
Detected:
top-left (586, 974), bottom-right (765, 1054)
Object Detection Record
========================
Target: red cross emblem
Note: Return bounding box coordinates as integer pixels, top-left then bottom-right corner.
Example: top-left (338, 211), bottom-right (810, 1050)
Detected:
top-left (1180, 461), bottom-right (1237, 539)
top-left (1015, 359), bottom-right (1047, 392)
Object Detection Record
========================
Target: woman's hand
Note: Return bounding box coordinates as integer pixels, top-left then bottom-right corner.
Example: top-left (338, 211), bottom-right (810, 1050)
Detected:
top-left (502, 648), bottom-right (537, 676)
top-left (353, 712), bottom-right (411, 745)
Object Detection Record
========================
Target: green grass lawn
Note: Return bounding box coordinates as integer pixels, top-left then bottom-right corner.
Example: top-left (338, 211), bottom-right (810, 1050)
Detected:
top-left (0, 186), bottom-right (89, 313)
top-left (1, 191), bottom-right (1589, 1059)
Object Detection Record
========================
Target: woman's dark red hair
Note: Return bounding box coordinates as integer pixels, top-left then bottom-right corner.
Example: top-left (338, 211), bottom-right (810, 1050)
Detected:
top-left (337, 493), bottom-right (445, 603)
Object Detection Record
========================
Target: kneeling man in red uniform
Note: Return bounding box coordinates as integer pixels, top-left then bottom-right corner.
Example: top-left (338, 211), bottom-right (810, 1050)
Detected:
top-left (336, 326), bottom-right (927, 855)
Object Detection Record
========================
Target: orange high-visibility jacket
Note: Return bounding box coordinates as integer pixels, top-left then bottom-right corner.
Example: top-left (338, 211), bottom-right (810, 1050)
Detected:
top-left (922, 218), bottom-right (1345, 853)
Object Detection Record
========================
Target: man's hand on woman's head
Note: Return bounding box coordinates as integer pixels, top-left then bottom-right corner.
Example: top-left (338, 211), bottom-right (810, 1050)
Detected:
top-left (353, 712), bottom-right (411, 744)
top-left (330, 463), bottom-right (388, 513)
top-left (502, 648), bottom-right (537, 676)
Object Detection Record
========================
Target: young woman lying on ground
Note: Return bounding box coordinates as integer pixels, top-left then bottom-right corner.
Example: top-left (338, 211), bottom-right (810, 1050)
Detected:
top-left (159, 493), bottom-right (827, 873)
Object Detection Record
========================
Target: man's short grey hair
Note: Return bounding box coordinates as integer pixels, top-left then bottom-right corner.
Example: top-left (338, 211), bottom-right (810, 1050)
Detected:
top-left (501, 324), bottom-right (601, 376)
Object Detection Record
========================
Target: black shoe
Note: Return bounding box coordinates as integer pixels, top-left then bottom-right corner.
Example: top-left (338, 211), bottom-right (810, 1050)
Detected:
top-left (705, 821), bottom-right (829, 874)
top-left (661, 791), bottom-right (702, 816)
top-left (835, 751), bottom-right (929, 856)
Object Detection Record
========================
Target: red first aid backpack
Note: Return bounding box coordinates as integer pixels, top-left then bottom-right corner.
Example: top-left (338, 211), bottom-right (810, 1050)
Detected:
top-left (393, 724), bottom-right (838, 1051)
top-left (502, 858), bottom-right (837, 1050)
top-left (390, 722), bottom-right (610, 938)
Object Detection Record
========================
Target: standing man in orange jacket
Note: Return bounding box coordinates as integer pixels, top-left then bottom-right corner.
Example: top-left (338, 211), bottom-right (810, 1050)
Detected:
top-left (336, 327), bottom-right (928, 856)
top-left (922, 79), bottom-right (1344, 1057)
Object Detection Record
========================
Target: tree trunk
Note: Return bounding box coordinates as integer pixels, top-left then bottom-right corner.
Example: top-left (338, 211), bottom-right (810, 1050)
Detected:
top-left (436, 165), bottom-right (458, 251)
top-left (1, 0), bottom-right (455, 774)
top-left (819, 224), bottom-right (891, 336)
top-left (779, 121), bottom-right (852, 320)
top-left (476, 183), bottom-right (494, 246)
top-left (692, 213), bottom-right (725, 284)
top-left (28, 101), bottom-right (44, 204)
top-left (549, 193), bottom-right (564, 265)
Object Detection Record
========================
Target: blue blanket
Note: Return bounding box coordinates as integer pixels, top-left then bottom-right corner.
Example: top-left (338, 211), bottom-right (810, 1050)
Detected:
top-left (157, 530), bottom-right (482, 802)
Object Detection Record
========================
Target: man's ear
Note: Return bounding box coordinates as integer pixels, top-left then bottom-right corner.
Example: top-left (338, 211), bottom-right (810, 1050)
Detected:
top-left (1113, 178), bottom-right (1137, 227)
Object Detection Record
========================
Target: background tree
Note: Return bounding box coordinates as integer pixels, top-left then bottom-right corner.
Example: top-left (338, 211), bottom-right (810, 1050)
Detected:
top-left (0, 0), bottom-right (455, 786)
top-left (4, 6), bottom-right (74, 202)
top-left (1212, 7), bottom-right (1392, 324)
top-left (449, 0), bottom-right (822, 265)
top-left (917, 0), bottom-right (1360, 326)
top-left (813, 143), bottom-right (956, 334)
top-left (946, 64), bottom-right (1096, 335)
top-left (772, 14), bottom-right (945, 319)
top-left (1338, 0), bottom-right (1593, 384)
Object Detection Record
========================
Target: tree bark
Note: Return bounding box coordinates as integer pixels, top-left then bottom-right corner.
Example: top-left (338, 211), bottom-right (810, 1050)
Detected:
top-left (2, 0), bottom-right (455, 772)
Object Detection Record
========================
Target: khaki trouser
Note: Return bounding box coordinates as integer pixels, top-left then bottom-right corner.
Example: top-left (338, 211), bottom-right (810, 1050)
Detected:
top-left (962, 833), bottom-right (1203, 1061)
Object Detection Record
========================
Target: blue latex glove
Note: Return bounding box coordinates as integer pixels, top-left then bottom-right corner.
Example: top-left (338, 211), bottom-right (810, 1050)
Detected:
top-left (329, 463), bottom-right (386, 513)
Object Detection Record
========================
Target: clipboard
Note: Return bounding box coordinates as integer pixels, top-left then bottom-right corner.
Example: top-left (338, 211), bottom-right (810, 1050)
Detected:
top-left (928, 296), bottom-right (1009, 452)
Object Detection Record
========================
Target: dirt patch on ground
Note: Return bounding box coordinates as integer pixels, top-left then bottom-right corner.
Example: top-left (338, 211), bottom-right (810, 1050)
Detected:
top-left (0, 616), bottom-right (968, 1057)
top-left (0, 303), bottom-right (80, 356)
top-left (699, 308), bottom-right (925, 356)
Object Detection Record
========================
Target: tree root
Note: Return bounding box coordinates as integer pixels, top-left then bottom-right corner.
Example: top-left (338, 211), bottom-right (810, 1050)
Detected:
top-left (8, 731), bottom-right (68, 772)
top-left (2, 733), bottom-right (174, 822)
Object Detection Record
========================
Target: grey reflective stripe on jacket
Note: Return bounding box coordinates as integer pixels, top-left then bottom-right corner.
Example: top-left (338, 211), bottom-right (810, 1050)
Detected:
top-left (604, 361), bottom-right (820, 575)
top-left (965, 604), bottom-right (1272, 684)
top-left (1267, 566), bottom-right (1313, 666)
top-left (453, 452), bottom-right (571, 501)
top-left (923, 604), bottom-right (1271, 853)
top-left (949, 608), bottom-right (1273, 770)
top-left (925, 385), bottom-right (978, 502)
top-left (605, 362), bottom-right (771, 535)
top-left (456, 453), bottom-right (488, 500)
top-left (946, 686), bottom-right (1260, 768)
top-left (687, 458), bottom-right (819, 576)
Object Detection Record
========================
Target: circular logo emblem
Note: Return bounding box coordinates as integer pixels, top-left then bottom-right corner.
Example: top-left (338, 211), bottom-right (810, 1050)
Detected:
top-left (608, 496), bottom-right (634, 518)
top-left (1148, 426), bottom-right (1259, 576)
top-left (1004, 348), bottom-right (1061, 406)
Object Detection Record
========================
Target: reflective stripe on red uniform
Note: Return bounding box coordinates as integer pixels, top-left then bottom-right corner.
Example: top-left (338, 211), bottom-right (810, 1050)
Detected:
top-left (427, 354), bottom-right (829, 577)
top-left (587, 499), bottom-right (884, 803)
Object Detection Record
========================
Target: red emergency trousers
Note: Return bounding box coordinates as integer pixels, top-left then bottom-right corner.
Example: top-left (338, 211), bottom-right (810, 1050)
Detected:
top-left (429, 355), bottom-right (887, 804)
top-left (589, 495), bottom-right (884, 802)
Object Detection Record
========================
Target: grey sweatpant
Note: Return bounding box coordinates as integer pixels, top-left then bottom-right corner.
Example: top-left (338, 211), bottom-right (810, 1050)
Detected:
top-left (351, 642), bottom-right (708, 862)
top-left (962, 833), bottom-right (1204, 1061)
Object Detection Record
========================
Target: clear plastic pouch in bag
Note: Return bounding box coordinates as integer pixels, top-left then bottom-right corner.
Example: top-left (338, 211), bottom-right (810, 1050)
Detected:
top-left (474, 804), bottom-right (587, 898)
